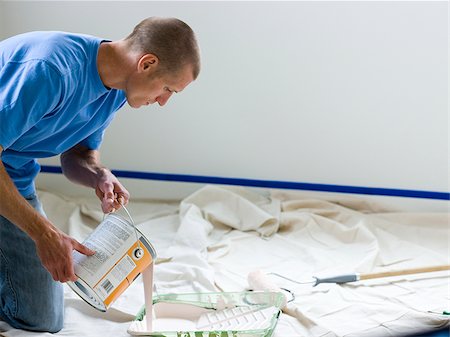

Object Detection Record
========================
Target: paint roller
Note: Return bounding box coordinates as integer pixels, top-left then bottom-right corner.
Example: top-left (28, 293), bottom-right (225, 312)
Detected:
top-left (248, 265), bottom-right (450, 308)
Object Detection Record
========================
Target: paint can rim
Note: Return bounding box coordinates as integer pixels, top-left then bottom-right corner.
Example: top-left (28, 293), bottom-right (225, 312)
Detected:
top-left (67, 276), bottom-right (107, 312)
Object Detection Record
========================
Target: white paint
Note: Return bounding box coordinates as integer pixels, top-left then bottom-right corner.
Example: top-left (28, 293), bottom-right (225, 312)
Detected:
top-left (152, 318), bottom-right (196, 331)
top-left (1, 1), bottom-right (448, 210)
top-left (142, 263), bottom-right (154, 332)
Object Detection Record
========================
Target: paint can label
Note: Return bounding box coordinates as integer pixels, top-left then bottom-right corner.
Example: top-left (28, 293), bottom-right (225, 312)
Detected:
top-left (68, 212), bottom-right (156, 311)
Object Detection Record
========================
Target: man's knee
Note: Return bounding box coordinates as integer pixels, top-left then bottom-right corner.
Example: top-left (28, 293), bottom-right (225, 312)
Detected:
top-left (0, 275), bottom-right (64, 333)
top-left (27, 308), bottom-right (64, 333)
top-left (0, 302), bottom-right (64, 333)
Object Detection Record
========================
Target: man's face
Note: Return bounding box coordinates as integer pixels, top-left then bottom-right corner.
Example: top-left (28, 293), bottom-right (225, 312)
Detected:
top-left (125, 61), bottom-right (194, 109)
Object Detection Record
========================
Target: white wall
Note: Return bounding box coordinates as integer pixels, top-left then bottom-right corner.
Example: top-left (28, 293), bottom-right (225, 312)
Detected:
top-left (0, 2), bottom-right (3, 36)
top-left (1, 1), bottom-right (448, 210)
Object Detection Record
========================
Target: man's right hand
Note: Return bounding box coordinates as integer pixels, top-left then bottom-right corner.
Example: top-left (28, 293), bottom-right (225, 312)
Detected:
top-left (34, 226), bottom-right (95, 283)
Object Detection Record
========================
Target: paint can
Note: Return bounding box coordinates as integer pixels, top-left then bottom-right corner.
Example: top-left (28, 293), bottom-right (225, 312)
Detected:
top-left (67, 207), bottom-right (156, 312)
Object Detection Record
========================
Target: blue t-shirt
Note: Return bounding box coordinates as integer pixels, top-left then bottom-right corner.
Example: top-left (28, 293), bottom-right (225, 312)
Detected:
top-left (0, 31), bottom-right (126, 196)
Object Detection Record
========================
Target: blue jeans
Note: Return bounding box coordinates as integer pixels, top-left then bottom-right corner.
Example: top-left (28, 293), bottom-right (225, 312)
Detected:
top-left (0, 194), bottom-right (64, 332)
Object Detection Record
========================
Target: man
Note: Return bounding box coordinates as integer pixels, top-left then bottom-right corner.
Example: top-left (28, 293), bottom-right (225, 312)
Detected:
top-left (0, 17), bottom-right (200, 332)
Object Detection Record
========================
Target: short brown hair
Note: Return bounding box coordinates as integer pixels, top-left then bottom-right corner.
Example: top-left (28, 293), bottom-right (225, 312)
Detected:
top-left (125, 17), bottom-right (200, 79)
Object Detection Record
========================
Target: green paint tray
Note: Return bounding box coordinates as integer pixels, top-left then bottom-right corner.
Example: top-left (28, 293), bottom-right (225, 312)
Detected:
top-left (128, 291), bottom-right (284, 337)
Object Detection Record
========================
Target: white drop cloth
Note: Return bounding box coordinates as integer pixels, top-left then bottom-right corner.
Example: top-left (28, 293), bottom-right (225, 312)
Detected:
top-left (0, 185), bottom-right (448, 337)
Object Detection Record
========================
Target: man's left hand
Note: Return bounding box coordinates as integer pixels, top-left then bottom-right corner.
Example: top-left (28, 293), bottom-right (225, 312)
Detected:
top-left (95, 169), bottom-right (130, 213)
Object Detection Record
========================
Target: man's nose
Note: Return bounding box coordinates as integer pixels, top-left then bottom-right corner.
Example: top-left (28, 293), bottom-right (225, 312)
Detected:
top-left (157, 92), bottom-right (173, 107)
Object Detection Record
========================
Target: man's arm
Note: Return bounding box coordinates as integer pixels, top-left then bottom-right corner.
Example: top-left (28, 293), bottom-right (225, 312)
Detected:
top-left (60, 144), bottom-right (130, 213)
top-left (0, 145), bottom-right (94, 282)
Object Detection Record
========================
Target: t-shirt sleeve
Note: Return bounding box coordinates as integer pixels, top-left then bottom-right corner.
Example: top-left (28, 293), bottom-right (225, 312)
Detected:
top-left (0, 61), bottom-right (62, 150)
top-left (78, 128), bottom-right (105, 150)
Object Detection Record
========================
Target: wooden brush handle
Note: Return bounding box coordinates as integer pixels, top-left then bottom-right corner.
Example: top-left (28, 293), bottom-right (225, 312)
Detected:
top-left (359, 265), bottom-right (450, 280)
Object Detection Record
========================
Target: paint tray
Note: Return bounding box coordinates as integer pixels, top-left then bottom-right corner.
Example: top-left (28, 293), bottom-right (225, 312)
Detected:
top-left (128, 291), bottom-right (284, 337)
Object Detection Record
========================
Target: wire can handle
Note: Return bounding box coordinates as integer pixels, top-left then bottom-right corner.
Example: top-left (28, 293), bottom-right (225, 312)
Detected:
top-left (103, 202), bottom-right (143, 256)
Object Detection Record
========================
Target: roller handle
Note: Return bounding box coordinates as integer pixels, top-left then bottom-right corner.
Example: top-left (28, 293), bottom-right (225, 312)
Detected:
top-left (360, 265), bottom-right (450, 280)
top-left (313, 274), bottom-right (359, 286)
top-left (315, 265), bottom-right (450, 286)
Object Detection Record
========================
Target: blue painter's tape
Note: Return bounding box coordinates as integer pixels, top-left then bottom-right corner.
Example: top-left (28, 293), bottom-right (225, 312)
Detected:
top-left (39, 165), bottom-right (450, 201)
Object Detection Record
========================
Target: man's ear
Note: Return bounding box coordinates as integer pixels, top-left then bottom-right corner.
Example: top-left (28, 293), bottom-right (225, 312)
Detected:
top-left (137, 53), bottom-right (159, 73)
